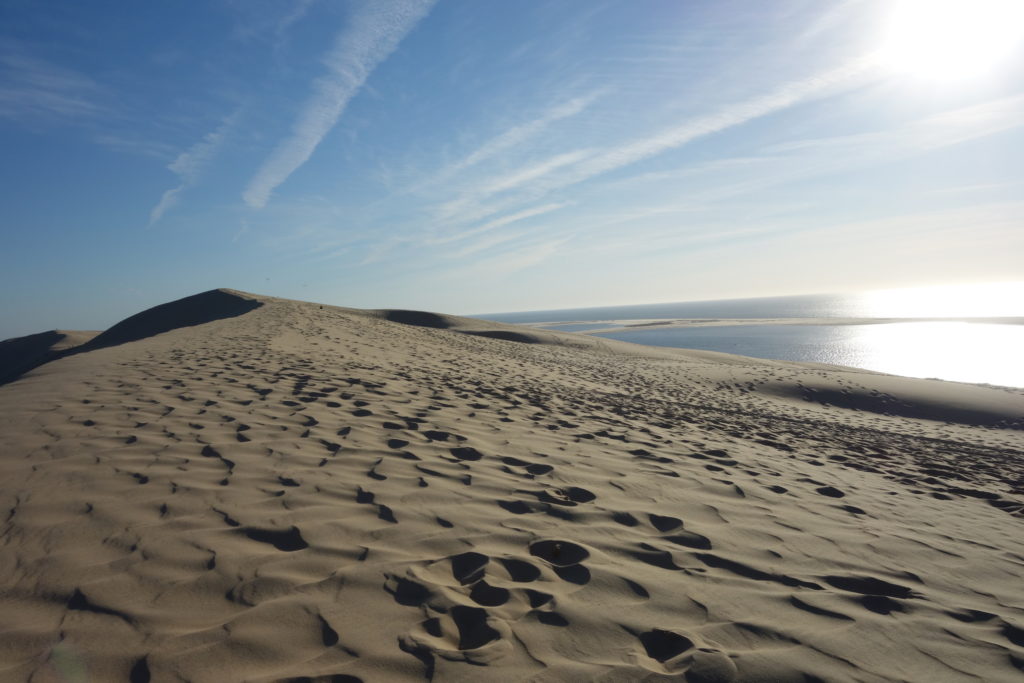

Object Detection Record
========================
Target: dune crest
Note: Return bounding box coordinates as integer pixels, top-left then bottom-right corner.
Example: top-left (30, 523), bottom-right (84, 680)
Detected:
top-left (0, 290), bottom-right (1022, 681)
top-left (1, 289), bottom-right (262, 386)
top-left (81, 288), bottom-right (263, 351)
top-left (0, 329), bottom-right (99, 385)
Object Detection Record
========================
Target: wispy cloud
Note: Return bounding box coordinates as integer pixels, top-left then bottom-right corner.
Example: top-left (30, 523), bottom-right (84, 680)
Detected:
top-left (432, 202), bottom-right (570, 245)
top-left (478, 150), bottom-right (592, 197)
top-left (594, 93), bottom-right (1024, 209)
top-left (232, 219), bottom-right (250, 243)
top-left (765, 94), bottom-right (1024, 156)
top-left (548, 58), bottom-right (873, 193)
top-left (147, 187), bottom-right (183, 227)
top-left (433, 152), bottom-right (586, 223)
top-left (0, 49), bottom-right (101, 122)
top-left (537, 93), bottom-right (1024, 259)
top-left (359, 236), bottom-right (408, 266)
top-left (446, 237), bottom-right (570, 278)
top-left (451, 230), bottom-right (526, 258)
top-left (441, 91), bottom-right (604, 178)
top-left (766, 202), bottom-right (1024, 268)
top-left (396, 58), bottom-right (1018, 284)
top-left (93, 133), bottom-right (178, 160)
top-left (148, 113), bottom-right (237, 226)
top-left (796, 0), bottom-right (863, 44)
top-left (408, 92), bottom-right (603, 221)
top-left (243, 0), bottom-right (436, 209)
top-left (426, 90), bottom-right (1024, 268)
top-left (913, 94), bottom-right (1024, 148)
top-left (228, 0), bottom-right (318, 43)
top-left (429, 59), bottom-right (871, 230)
top-left (927, 180), bottom-right (1024, 197)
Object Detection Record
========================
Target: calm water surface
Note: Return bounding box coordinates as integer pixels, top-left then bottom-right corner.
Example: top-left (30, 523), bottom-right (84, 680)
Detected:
top-left (474, 287), bottom-right (1024, 387)
top-left (593, 322), bottom-right (1024, 388)
top-left (477, 285), bottom-right (1024, 323)
top-left (539, 323), bottom-right (618, 332)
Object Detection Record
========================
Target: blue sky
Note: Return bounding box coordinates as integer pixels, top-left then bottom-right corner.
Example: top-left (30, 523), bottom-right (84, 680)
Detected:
top-left (2, 0), bottom-right (1022, 337)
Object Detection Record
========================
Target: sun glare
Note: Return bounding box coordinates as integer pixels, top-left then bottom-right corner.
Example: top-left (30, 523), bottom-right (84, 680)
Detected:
top-left (857, 282), bottom-right (1024, 318)
top-left (877, 0), bottom-right (1024, 82)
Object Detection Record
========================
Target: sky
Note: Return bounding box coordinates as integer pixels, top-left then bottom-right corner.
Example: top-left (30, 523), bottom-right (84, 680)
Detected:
top-left (1, 0), bottom-right (1023, 338)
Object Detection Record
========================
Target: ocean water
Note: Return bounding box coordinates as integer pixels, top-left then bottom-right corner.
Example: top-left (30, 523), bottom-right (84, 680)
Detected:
top-left (541, 323), bottom-right (617, 332)
top-left (475, 286), bottom-right (1024, 324)
top-left (594, 322), bottom-right (1024, 388)
top-left (472, 288), bottom-right (1024, 387)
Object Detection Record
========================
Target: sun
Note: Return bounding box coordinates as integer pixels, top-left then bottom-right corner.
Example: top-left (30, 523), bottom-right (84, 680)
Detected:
top-left (876, 0), bottom-right (1024, 82)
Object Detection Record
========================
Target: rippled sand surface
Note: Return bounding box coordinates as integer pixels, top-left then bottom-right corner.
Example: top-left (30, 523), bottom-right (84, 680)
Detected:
top-left (1, 289), bottom-right (1022, 682)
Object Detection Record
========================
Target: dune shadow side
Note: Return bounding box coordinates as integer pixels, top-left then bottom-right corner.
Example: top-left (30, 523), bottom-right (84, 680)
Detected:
top-left (80, 289), bottom-right (262, 351)
top-left (807, 387), bottom-right (1023, 429)
top-left (0, 289), bottom-right (262, 387)
top-left (378, 310), bottom-right (543, 345)
top-left (378, 310), bottom-right (454, 329)
top-left (0, 331), bottom-right (69, 386)
top-left (459, 330), bottom-right (539, 344)
top-left (761, 381), bottom-right (1024, 430)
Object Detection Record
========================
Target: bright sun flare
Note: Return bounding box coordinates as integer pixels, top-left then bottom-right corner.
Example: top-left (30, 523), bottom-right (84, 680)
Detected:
top-left (877, 0), bottom-right (1024, 81)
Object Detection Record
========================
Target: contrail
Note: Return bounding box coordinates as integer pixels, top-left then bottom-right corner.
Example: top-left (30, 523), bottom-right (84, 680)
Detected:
top-left (244, 0), bottom-right (436, 209)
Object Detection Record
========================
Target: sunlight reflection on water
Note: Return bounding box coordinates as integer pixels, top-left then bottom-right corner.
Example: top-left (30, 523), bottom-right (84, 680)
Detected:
top-left (596, 322), bottom-right (1024, 387)
top-left (849, 322), bottom-right (1024, 387)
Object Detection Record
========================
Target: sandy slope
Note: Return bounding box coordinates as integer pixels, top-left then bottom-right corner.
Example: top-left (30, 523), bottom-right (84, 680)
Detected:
top-left (0, 289), bottom-right (1022, 682)
top-left (0, 329), bottom-right (100, 385)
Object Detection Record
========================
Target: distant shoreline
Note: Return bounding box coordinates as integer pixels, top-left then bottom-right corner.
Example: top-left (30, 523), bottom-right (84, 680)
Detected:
top-left (525, 316), bottom-right (1024, 334)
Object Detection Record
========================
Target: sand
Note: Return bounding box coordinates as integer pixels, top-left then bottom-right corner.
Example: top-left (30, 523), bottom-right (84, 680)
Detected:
top-left (0, 288), bottom-right (1022, 682)
top-left (0, 329), bottom-right (100, 385)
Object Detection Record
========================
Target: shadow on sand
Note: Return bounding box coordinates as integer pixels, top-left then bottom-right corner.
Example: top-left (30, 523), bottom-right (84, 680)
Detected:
top-left (0, 289), bottom-right (262, 386)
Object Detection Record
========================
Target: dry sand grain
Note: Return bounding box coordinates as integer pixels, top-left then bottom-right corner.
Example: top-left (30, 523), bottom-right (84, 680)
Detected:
top-left (1, 289), bottom-right (1022, 682)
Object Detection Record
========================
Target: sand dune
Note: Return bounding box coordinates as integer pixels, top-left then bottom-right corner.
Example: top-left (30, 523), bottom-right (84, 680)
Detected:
top-left (0, 289), bottom-right (259, 387)
top-left (0, 329), bottom-right (99, 386)
top-left (1, 289), bottom-right (1022, 682)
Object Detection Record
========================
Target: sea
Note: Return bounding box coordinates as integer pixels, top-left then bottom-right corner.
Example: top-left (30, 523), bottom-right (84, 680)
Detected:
top-left (472, 288), bottom-right (1024, 388)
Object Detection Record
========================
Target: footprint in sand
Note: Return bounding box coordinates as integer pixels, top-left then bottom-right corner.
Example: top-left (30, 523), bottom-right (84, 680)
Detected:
top-left (449, 446), bottom-right (483, 461)
top-left (535, 486), bottom-right (596, 506)
top-left (366, 458), bottom-right (387, 480)
top-left (638, 628), bottom-right (694, 665)
top-left (497, 500), bottom-right (534, 514)
top-left (816, 485), bottom-right (845, 498)
top-left (498, 558), bottom-right (541, 582)
top-left (501, 456), bottom-right (554, 477)
top-left (529, 540), bottom-right (592, 585)
top-left (450, 551), bottom-right (489, 585)
top-left (648, 513), bottom-right (683, 532)
top-left (533, 611), bottom-right (570, 626)
top-left (612, 511), bottom-right (640, 526)
top-left (823, 574), bottom-right (914, 614)
top-left (629, 543), bottom-right (683, 571)
top-left (426, 605), bottom-right (503, 651)
top-left (385, 575), bottom-right (434, 607)
top-left (241, 525), bottom-right (308, 551)
top-left (469, 580), bottom-right (510, 607)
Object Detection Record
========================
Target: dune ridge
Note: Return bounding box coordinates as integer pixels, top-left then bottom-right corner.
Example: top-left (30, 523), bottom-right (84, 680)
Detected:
top-left (1, 290), bottom-right (1022, 682)
top-left (0, 289), bottom-right (261, 387)
top-left (79, 288), bottom-right (263, 351)
top-left (0, 329), bottom-right (100, 386)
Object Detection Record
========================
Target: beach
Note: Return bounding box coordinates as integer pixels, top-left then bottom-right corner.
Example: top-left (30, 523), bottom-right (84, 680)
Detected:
top-left (1, 289), bottom-right (1022, 682)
